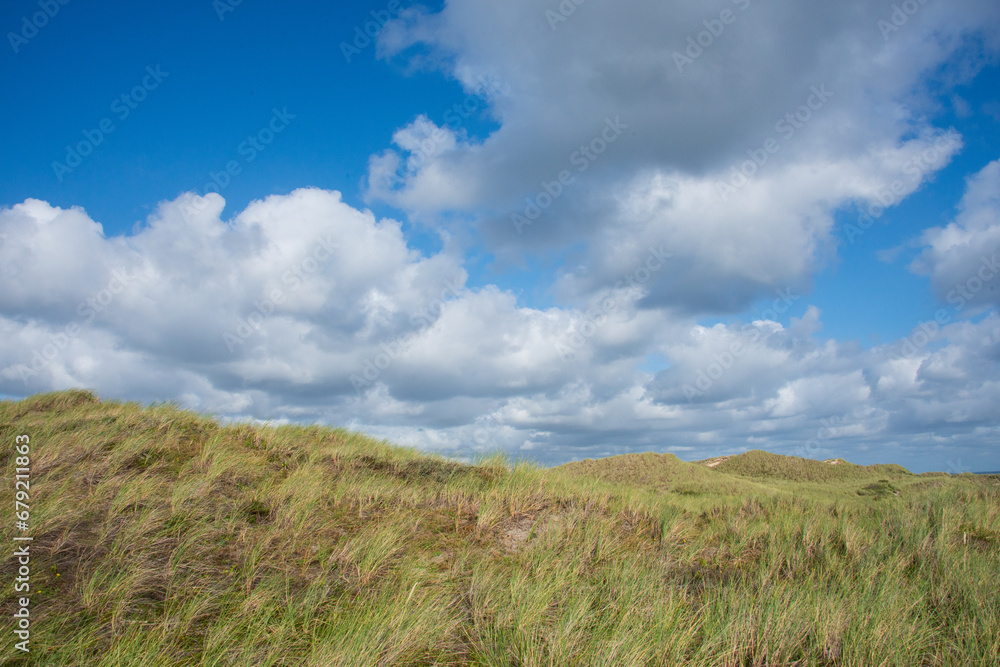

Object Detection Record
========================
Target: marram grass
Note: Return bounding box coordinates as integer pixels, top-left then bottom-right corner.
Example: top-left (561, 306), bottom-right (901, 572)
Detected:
top-left (1, 390), bottom-right (998, 665)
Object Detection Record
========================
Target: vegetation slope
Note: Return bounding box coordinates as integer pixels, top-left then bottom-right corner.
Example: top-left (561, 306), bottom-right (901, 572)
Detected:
top-left (695, 449), bottom-right (912, 483)
top-left (1, 390), bottom-right (998, 666)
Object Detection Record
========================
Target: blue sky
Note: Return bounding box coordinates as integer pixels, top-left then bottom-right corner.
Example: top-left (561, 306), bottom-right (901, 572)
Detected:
top-left (2, 0), bottom-right (999, 472)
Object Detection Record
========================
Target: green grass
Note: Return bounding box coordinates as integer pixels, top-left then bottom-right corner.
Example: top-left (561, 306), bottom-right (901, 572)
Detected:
top-left (1, 390), bottom-right (998, 665)
top-left (698, 449), bottom-right (913, 483)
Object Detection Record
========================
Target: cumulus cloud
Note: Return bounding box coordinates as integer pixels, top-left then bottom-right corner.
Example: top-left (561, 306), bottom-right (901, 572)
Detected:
top-left (911, 160), bottom-right (1000, 312)
top-left (0, 190), bottom-right (670, 450)
top-left (1, 179), bottom-right (998, 471)
top-left (370, 0), bottom-right (999, 314)
top-left (0, 189), bottom-right (465, 396)
top-left (645, 305), bottom-right (1000, 466)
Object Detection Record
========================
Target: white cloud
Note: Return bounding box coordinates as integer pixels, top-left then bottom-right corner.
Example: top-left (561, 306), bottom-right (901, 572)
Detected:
top-left (911, 160), bottom-right (1000, 312)
top-left (1, 183), bottom-right (998, 471)
top-left (370, 0), bottom-right (997, 314)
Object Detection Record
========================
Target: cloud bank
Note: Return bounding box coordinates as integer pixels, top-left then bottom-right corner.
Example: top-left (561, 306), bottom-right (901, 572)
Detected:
top-left (2, 164), bottom-right (999, 470)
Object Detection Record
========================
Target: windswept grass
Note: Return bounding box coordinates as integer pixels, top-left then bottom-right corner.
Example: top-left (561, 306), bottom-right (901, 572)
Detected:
top-left (1, 390), bottom-right (998, 665)
top-left (555, 452), bottom-right (766, 497)
top-left (700, 449), bottom-right (913, 483)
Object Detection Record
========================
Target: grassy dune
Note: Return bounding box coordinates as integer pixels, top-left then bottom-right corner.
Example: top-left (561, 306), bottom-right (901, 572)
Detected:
top-left (1, 390), bottom-right (998, 666)
top-left (697, 450), bottom-right (912, 484)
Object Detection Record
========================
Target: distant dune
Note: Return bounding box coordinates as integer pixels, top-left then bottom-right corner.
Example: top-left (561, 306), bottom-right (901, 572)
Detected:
top-left (691, 448), bottom-right (911, 483)
top-left (555, 448), bottom-right (914, 493)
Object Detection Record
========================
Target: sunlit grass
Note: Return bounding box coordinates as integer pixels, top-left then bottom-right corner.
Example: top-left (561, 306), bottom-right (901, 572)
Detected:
top-left (1, 389), bottom-right (997, 665)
